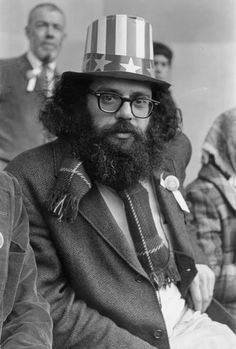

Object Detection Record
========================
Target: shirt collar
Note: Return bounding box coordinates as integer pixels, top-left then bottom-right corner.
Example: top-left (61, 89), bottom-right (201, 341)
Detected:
top-left (27, 51), bottom-right (56, 71)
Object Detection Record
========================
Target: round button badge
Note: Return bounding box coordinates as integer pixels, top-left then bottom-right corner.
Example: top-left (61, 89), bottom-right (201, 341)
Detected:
top-left (164, 175), bottom-right (180, 192)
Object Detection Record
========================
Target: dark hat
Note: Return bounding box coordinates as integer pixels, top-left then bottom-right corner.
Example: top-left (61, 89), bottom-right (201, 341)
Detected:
top-left (62, 14), bottom-right (170, 89)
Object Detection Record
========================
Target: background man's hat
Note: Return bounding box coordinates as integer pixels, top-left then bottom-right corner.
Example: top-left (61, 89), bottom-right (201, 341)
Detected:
top-left (62, 14), bottom-right (170, 89)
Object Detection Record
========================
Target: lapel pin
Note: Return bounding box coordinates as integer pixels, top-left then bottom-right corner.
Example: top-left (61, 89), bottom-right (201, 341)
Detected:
top-left (26, 67), bottom-right (41, 92)
top-left (163, 175), bottom-right (180, 191)
top-left (0, 232), bottom-right (4, 248)
top-left (160, 174), bottom-right (190, 213)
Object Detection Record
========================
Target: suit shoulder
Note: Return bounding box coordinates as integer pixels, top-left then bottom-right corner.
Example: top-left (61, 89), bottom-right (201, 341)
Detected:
top-left (6, 142), bottom-right (58, 202)
top-left (6, 138), bottom-right (69, 201)
top-left (0, 55), bottom-right (24, 69)
top-left (166, 132), bottom-right (192, 164)
top-left (163, 132), bottom-right (192, 185)
top-left (6, 141), bottom-right (55, 178)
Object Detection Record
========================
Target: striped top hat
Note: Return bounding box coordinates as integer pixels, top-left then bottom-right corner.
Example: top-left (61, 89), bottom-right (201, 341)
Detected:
top-left (62, 14), bottom-right (170, 89)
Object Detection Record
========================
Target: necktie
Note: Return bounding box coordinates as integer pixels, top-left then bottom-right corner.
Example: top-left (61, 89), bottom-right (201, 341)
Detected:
top-left (118, 182), bottom-right (180, 290)
top-left (37, 64), bottom-right (51, 96)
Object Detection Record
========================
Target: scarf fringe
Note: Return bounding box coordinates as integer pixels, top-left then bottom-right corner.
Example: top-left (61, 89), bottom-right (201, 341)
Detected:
top-left (150, 263), bottom-right (181, 290)
top-left (48, 190), bottom-right (80, 222)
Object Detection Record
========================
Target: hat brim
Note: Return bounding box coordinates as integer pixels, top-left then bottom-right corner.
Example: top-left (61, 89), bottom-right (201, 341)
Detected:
top-left (61, 71), bottom-right (170, 90)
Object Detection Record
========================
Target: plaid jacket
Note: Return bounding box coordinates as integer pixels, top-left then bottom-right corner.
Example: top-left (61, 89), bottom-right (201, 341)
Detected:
top-left (186, 163), bottom-right (236, 315)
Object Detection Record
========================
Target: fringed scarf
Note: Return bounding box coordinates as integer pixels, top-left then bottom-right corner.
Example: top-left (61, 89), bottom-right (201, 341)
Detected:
top-left (118, 183), bottom-right (180, 290)
top-left (48, 156), bottom-right (181, 289)
top-left (48, 157), bottom-right (91, 222)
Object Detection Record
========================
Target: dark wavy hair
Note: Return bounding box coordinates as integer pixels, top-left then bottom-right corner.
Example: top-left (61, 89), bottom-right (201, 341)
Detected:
top-left (153, 42), bottom-right (173, 65)
top-left (40, 75), bottom-right (178, 143)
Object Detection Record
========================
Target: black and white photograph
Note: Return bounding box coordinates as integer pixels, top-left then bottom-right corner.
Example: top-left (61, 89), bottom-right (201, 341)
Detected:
top-left (0, 1), bottom-right (235, 348)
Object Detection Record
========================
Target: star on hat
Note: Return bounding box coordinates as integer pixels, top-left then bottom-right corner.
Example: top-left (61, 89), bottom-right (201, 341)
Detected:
top-left (94, 55), bottom-right (112, 71)
top-left (120, 58), bottom-right (141, 73)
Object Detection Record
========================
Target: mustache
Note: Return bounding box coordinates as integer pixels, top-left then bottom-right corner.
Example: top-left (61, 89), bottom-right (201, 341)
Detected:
top-left (99, 121), bottom-right (144, 138)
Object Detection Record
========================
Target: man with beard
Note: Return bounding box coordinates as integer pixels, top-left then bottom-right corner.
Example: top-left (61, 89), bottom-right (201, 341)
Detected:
top-left (6, 14), bottom-right (236, 349)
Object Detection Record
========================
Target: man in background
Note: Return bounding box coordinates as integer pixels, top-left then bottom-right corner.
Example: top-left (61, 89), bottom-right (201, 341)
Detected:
top-left (153, 42), bottom-right (173, 82)
top-left (0, 3), bottom-right (66, 170)
top-left (154, 41), bottom-right (190, 184)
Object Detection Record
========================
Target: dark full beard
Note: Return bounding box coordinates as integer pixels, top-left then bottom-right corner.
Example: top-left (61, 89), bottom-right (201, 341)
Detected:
top-left (73, 118), bottom-right (165, 191)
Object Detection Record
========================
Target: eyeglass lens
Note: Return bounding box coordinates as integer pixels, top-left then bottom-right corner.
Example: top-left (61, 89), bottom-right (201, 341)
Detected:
top-left (99, 93), bottom-right (153, 118)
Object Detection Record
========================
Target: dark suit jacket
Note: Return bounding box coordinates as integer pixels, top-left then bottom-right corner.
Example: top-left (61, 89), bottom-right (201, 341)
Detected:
top-left (163, 131), bottom-right (192, 188)
top-left (6, 137), bottom-right (207, 349)
top-left (0, 54), bottom-right (57, 163)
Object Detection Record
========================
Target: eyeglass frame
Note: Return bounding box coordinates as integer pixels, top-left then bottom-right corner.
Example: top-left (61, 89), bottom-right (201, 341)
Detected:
top-left (88, 89), bottom-right (160, 119)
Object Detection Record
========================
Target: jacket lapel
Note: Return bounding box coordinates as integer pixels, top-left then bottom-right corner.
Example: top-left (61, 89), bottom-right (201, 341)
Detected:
top-left (153, 171), bottom-right (195, 258)
top-left (16, 54), bottom-right (32, 82)
top-left (51, 140), bottom-right (147, 276)
top-left (78, 185), bottom-right (147, 277)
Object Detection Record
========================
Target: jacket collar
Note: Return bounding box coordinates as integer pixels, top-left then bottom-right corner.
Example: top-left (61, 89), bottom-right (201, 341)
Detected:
top-left (26, 50), bottom-right (56, 71)
top-left (16, 53), bottom-right (59, 85)
top-left (16, 54), bottom-right (33, 82)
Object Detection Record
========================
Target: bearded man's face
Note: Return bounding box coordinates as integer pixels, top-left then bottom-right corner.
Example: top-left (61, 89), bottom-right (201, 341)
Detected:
top-left (87, 78), bottom-right (151, 147)
top-left (76, 78), bottom-right (164, 190)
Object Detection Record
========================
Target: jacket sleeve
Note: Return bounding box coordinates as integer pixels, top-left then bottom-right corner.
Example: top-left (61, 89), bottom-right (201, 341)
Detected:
top-left (1, 175), bottom-right (53, 349)
top-left (186, 181), bottom-right (236, 302)
top-left (22, 195), bottom-right (157, 349)
top-left (186, 182), bottom-right (223, 271)
top-left (184, 211), bottom-right (208, 265)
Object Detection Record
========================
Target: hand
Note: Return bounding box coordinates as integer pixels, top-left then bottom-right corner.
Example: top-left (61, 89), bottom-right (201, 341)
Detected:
top-left (189, 264), bottom-right (215, 312)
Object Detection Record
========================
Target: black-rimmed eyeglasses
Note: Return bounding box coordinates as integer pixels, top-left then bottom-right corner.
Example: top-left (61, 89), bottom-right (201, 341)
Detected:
top-left (88, 90), bottom-right (160, 119)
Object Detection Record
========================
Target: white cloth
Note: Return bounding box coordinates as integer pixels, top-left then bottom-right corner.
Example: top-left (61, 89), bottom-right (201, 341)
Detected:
top-left (169, 307), bottom-right (236, 349)
top-left (158, 284), bottom-right (185, 336)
